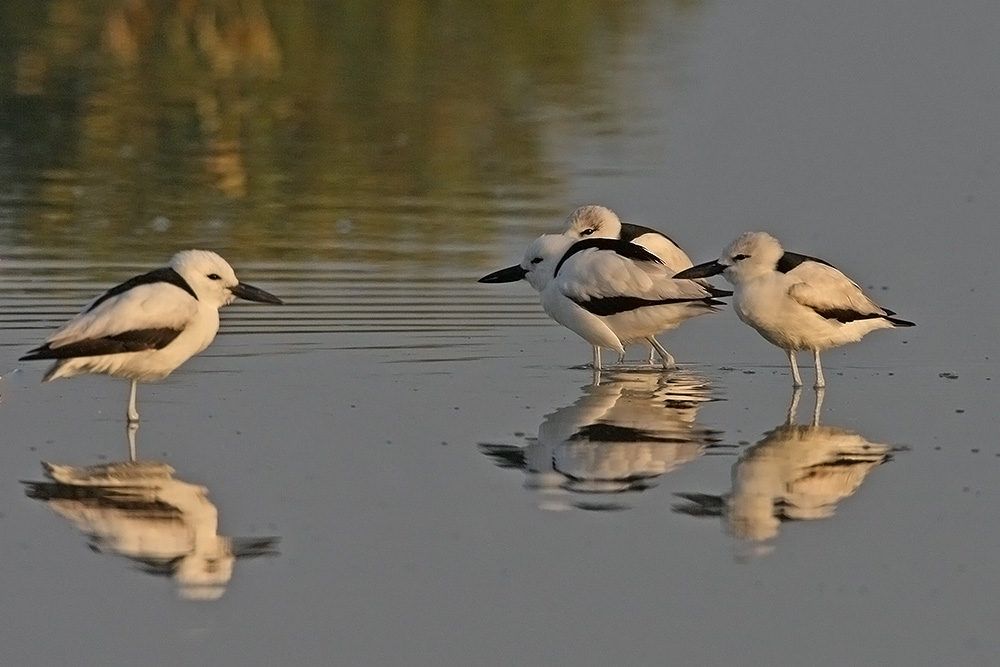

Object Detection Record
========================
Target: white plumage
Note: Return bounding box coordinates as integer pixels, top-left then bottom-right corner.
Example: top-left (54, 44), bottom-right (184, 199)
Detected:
top-left (560, 204), bottom-right (696, 275)
top-left (480, 233), bottom-right (728, 370)
top-left (21, 250), bottom-right (283, 421)
top-left (560, 204), bottom-right (705, 363)
top-left (675, 231), bottom-right (914, 387)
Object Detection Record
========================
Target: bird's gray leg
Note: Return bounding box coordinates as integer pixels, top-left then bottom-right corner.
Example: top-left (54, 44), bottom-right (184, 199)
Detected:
top-left (647, 337), bottom-right (676, 369)
top-left (787, 350), bottom-right (803, 387)
top-left (786, 386), bottom-right (802, 425)
top-left (813, 349), bottom-right (826, 389)
top-left (127, 380), bottom-right (140, 423)
top-left (126, 421), bottom-right (138, 461)
top-left (645, 345), bottom-right (655, 365)
top-left (592, 346), bottom-right (602, 372)
top-left (812, 387), bottom-right (825, 426)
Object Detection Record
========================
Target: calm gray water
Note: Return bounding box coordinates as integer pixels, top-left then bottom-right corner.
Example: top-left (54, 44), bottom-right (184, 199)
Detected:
top-left (3, 1), bottom-right (1000, 665)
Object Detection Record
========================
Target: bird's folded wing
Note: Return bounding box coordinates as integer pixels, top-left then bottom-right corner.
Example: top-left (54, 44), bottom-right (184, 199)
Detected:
top-left (559, 250), bottom-right (713, 303)
top-left (43, 284), bottom-right (199, 349)
top-left (22, 328), bottom-right (185, 360)
top-left (624, 231), bottom-right (694, 272)
top-left (786, 263), bottom-right (887, 321)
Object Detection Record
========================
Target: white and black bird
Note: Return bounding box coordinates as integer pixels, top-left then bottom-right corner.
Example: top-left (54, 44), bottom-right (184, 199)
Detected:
top-left (561, 205), bottom-right (705, 363)
top-left (20, 250), bottom-right (283, 422)
top-left (561, 204), bottom-right (696, 275)
top-left (674, 232), bottom-right (914, 388)
top-left (479, 234), bottom-right (730, 371)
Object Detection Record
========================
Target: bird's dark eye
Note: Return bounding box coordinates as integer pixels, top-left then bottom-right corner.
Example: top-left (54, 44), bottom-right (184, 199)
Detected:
top-left (581, 228), bottom-right (595, 236)
top-left (207, 273), bottom-right (222, 280)
top-left (531, 257), bottom-right (543, 265)
top-left (732, 254), bottom-right (750, 261)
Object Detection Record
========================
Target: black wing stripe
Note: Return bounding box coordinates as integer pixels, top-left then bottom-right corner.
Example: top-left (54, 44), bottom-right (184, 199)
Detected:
top-left (87, 267), bottom-right (197, 313)
top-left (554, 238), bottom-right (664, 278)
top-left (573, 295), bottom-right (716, 317)
top-left (619, 223), bottom-right (681, 250)
top-left (20, 328), bottom-right (183, 360)
top-left (809, 307), bottom-right (885, 324)
top-left (776, 252), bottom-right (835, 273)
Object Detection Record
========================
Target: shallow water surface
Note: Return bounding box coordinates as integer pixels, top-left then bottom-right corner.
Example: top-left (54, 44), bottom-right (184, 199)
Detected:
top-left (3, 1), bottom-right (1000, 666)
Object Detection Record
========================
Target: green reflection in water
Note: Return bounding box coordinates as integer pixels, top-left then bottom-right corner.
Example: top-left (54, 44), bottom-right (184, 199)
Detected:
top-left (0, 0), bottom-right (701, 268)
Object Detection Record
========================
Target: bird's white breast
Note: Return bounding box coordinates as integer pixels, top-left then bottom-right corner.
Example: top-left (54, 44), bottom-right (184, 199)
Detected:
top-left (540, 283), bottom-right (625, 352)
top-left (734, 273), bottom-right (891, 351)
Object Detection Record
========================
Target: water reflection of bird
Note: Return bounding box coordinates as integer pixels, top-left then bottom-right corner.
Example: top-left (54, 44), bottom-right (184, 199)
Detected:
top-left (675, 232), bottom-right (914, 388)
top-left (479, 233), bottom-right (728, 372)
top-left (480, 370), bottom-right (725, 511)
top-left (23, 460), bottom-right (279, 600)
top-left (674, 389), bottom-right (896, 550)
top-left (19, 250), bottom-right (283, 423)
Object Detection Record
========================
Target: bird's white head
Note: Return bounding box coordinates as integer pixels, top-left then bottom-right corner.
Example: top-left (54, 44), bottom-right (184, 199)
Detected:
top-left (561, 205), bottom-right (623, 240)
top-left (673, 231), bottom-right (785, 286)
top-left (170, 250), bottom-right (283, 309)
top-left (477, 234), bottom-right (575, 292)
top-left (518, 234), bottom-right (576, 292)
top-left (717, 232), bottom-right (785, 283)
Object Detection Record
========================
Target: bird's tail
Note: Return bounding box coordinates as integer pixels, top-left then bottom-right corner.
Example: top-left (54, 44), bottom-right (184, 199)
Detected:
top-left (41, 360), bottom-right (68, 382)
top-left (705, 286), bottom-right (734, 298)
top-left (687, 277), bottom-right (732, 298)
top-left (19, 344), bottom-right (53, 361)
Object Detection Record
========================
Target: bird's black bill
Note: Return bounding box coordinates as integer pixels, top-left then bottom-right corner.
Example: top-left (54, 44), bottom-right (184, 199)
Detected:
top-left (478, 265), bottom-right (527, 283)
top-left (673, 260), bottom-right (725, 280)
top-left (231, 282), bottom-right (284, 304)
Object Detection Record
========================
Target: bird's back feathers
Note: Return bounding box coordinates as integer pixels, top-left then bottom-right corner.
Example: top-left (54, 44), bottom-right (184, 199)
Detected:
top-left (87, 267), bottom-right (197, 313)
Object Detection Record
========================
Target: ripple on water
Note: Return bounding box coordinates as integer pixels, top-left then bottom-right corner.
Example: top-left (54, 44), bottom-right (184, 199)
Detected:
top-left (0, 258), bottom-right (551, 353)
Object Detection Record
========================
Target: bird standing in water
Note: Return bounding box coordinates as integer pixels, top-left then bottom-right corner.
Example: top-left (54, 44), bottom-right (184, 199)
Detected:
top-left (20, 250), bottom-right (283, 422)
top-left (480, 234), bottom-right (727, 371)
top-left (559, 205), bottom-right (709, 365)
top-left (675, 231), bottom-right (913, 388)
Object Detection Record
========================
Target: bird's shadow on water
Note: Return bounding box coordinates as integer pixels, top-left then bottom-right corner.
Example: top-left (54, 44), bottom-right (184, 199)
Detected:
top-left (479, 368), bottom-right (735, 512)
top-left (20, 424), bottom-right (280, 601)
top-left (673, 388), bottom-right (908, 560)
